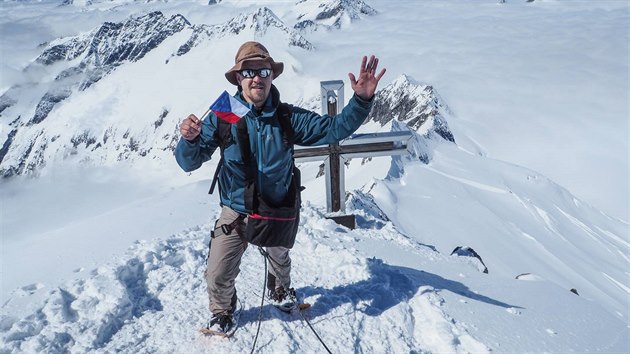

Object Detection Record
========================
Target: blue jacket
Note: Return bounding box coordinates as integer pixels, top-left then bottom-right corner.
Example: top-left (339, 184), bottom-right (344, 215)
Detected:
top-left (175, 85), bottom-right (373, 214)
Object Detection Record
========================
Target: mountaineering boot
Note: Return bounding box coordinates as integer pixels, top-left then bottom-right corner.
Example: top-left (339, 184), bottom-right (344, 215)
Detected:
top-left (200, 291), bottom-right (241, 337)
top-left (268, 287), bottom-right (297, 312)
top-left (208, 312), bottom-right (234, 334)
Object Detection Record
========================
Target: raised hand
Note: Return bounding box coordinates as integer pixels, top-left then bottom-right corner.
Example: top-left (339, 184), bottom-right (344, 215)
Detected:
top-left (348, 55), bottom-right (386, 101)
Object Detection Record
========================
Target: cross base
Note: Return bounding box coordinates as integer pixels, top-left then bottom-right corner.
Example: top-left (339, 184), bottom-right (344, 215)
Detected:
top-left (326, 214), bottom-right (356, 230)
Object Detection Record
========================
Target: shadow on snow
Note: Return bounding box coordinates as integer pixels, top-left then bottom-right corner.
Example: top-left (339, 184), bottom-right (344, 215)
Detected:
top-left (238, 258), bottom-right (522, 326)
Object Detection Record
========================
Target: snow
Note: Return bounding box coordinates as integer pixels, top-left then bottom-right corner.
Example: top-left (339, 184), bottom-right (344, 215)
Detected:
top-left (1, 0), bottom-right (629, 353)
top-left (2, 181), bottom-right (627, 352)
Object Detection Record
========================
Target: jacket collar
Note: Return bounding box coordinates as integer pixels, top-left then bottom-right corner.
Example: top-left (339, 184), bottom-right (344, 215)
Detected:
top-left (235, 85), bottom-right (281, 119)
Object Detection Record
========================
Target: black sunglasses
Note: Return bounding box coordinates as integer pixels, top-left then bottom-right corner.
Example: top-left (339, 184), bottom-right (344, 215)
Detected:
top-left (239, 68), bottom-right (272, 79)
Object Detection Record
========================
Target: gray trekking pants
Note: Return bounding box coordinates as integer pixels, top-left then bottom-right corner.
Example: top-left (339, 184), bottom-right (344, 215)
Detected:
top-left (206, 206), bottom-right (292, 314)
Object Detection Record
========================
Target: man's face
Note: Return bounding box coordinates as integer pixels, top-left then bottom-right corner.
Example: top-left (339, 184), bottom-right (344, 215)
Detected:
top-left (237, 65), bottom-right (273, 108)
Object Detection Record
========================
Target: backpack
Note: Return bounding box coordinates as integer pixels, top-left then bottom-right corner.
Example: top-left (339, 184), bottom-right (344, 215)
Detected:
top-left (210, 103), bottom-right (302, 248)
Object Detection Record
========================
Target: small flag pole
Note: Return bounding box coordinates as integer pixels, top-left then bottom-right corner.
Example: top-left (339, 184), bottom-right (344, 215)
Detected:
top-left (199, 107), bottom-right (211, 121)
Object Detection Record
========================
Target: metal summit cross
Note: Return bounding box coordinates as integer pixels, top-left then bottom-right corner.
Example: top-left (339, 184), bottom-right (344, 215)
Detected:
top-left (294, 80), bottom-right (413, 229)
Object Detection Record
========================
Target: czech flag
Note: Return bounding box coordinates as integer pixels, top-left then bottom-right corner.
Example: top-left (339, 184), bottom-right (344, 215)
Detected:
top-left (209, 91), bottom-right (250, 124)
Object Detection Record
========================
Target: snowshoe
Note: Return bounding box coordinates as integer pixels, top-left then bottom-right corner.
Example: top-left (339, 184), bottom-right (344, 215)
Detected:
top-left (269, 287), bottom-right (311, 313)
top-left (199, 294), bottom-right (242, 338)
top-left (200, 312), bottom-right (235, 338)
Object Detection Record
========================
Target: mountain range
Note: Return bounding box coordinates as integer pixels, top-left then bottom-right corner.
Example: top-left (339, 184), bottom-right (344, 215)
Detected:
top-left (0, 1), bottom-right (380, 178)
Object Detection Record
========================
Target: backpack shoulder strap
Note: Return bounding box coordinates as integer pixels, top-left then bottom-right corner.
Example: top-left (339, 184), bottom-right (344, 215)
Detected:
top-left (276, 103), bottom-right (303, 196)
top-left (235, 117), bottom-right (256, 211)
top-left (236, 117), bottom-right (253, 177)
top-left (208, 118), bottom-right (233, 194)
top-left (276, 103), bottom-right (294, 147)
top-left (215, 117), bottom-right (233, 149)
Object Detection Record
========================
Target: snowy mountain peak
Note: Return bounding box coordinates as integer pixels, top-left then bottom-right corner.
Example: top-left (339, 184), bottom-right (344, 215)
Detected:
top-left (367, 74), bottom-right (455, 142)
top-left (176, 6), bottom-right (313, 57)
top-left (86, 12), bottom-right (190, 67)
top-left (236, 7), bottom-right (284, 33)
top-left (222, 7), bottom-right (313, 50)
top-left (9, 11), bottom-right (191, 129)
top-left (294, 0), bottom-right (377, 31)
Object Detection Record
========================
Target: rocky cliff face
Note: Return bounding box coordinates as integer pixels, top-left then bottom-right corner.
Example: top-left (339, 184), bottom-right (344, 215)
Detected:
top-left (363, 75), bottom-right (457, 171)
top-left (39, 11), bottom-right (189, 87)
top-left (366, 74), bottom-right (455, 144)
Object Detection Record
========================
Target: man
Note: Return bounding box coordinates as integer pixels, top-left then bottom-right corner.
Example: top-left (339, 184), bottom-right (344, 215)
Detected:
top-left (175, 41), bottom-right (385, 334)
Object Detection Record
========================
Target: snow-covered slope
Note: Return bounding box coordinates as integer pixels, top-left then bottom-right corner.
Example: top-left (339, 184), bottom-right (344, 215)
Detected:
top-left (2, 94), bottom-right (628, 353)
top-left (1, 191), bottom-right (627, 353)
top-left (364, 140), bottom-right (629, 320)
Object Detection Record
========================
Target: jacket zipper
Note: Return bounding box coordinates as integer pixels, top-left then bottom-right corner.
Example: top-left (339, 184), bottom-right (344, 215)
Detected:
top-left (256, 119), bottom-right (264, 196)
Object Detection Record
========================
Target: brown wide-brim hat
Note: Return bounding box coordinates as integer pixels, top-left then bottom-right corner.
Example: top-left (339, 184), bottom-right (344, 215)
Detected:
top-left (225, 41), bottom-right (284, 86)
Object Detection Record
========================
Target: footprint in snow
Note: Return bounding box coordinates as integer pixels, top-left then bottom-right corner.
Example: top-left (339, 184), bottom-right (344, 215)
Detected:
top-left (21, 283), bottom-right (44, 294)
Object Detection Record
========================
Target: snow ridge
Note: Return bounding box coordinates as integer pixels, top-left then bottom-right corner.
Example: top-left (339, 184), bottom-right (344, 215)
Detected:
top-left (175, 7), bottom-right (313, 58)
top-left (4, 199), bottom-right (625, 353)
top-left (0, 206), bottom-right (492, 353)
top-left (294, 0), bottom-right (377, 31)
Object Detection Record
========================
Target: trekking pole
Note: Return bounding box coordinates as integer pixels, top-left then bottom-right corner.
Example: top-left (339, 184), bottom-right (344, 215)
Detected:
top-left (296, 307), bottom-right (333, 354)
top-left (250, 247), bottom-right (269, 354)
top-left (256, 247), bottom-right (333, 354)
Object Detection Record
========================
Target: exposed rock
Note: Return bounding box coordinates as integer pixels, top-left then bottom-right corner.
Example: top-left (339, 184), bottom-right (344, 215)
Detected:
top-left (0, 94), bottom-right (16, 114)
top-left (451, 246), bottom-right (489, 273)
top-left (367, 74), bottom-right (455, 143)
top-left (30, 89), bottom-right (73, 125)
top-left (36, 37), bottom-right (89, 65)
top-left (154, 109), bottom-right (168, 129)
top-left (70, 131), bottom-right (98, 149)
top-left (0, 129), bottom-right (18, 164)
